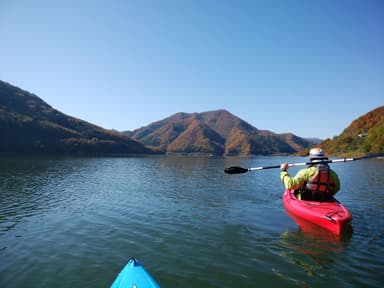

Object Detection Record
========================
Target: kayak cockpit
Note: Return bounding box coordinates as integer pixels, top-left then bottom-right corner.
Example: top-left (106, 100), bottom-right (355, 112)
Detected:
top-left (293, 189), bottom-right (336, 203)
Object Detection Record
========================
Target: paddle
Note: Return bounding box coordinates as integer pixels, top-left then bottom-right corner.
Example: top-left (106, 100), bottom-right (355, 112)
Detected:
top-left (224, 154), bottom-right (383, 174)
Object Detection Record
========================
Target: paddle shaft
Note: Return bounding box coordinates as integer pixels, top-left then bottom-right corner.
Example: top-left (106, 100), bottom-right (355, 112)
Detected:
top-left (224, 154), bottom-right (381, 174)
top-left (249, 158), bottom-right (355, 171)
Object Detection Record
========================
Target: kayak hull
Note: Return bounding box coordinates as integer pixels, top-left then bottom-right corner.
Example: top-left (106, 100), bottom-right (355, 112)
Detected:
top-left (111, 258), bottom-right (160, 288)
top-left (283, 189), bottom-right (352, 235)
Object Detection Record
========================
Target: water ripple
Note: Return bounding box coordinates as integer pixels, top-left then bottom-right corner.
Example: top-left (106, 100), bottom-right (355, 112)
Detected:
top-left (0, 156), bottom-right (383, 288)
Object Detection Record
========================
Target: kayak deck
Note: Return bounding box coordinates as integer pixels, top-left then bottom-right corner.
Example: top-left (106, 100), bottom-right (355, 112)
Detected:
top-left (283, 189), bottom-right (352, 235)
top-left (111, 257), bottom-right (160, 288)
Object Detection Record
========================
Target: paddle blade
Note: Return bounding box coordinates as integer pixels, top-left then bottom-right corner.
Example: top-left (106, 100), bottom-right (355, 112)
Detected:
top-left (224, 166), bottom-right (249, 174)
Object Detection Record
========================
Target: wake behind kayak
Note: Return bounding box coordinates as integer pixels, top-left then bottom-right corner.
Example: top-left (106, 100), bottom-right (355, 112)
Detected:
top-left (111, 257), bottom-right (160, 288)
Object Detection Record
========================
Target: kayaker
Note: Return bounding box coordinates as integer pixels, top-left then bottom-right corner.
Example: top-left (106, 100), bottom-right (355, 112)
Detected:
top-left (280, 148), bottom-right (340, 201)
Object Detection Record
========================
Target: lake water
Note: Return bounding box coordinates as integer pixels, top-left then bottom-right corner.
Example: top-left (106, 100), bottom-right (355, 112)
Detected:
top-left (0, 156), bottom-right (383, 288)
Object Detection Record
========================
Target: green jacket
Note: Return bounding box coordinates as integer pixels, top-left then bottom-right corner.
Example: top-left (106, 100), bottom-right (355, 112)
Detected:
top-left (280, 165), bottom-right (340, 193)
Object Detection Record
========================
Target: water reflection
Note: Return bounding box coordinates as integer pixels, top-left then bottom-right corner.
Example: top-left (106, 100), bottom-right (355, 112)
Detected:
top-left (276, 221), bottom-right (353, 281)
top-left (0, 156), bottom-right (382, 288)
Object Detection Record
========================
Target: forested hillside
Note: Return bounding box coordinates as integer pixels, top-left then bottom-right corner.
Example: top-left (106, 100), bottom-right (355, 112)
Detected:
top-left (321, 106), bottom-right (384, 156)
top-left (0, 80), bottom-right (159, 156)
top-left (125, 110), bottom-right (313, 155)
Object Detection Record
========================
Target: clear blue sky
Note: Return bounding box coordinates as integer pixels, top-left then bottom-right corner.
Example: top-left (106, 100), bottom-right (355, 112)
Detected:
top-left (1, 0), bottom-right (383, 139)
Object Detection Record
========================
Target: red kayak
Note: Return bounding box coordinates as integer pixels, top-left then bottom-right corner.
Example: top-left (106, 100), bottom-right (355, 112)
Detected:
top-left (283, 189), bottom-right (352, 235)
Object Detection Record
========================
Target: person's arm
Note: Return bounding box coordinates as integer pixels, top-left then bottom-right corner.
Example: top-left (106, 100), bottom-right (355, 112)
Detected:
top-left (330, 169), bottom-right (340, 192)
top-left (280, 164), bottom-right (314, 190)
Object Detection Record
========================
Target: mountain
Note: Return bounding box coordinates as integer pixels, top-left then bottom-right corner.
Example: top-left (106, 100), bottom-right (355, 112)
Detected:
top-left (319, 106), bottom-right (384, 157)
top-left (125, 110), bottom-right (313, 155)
top-left (0, 80), bottom-right (160, 156)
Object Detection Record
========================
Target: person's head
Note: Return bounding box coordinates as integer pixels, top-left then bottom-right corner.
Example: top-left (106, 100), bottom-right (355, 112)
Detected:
top-left (309, 147), bottom-right (328, 162)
